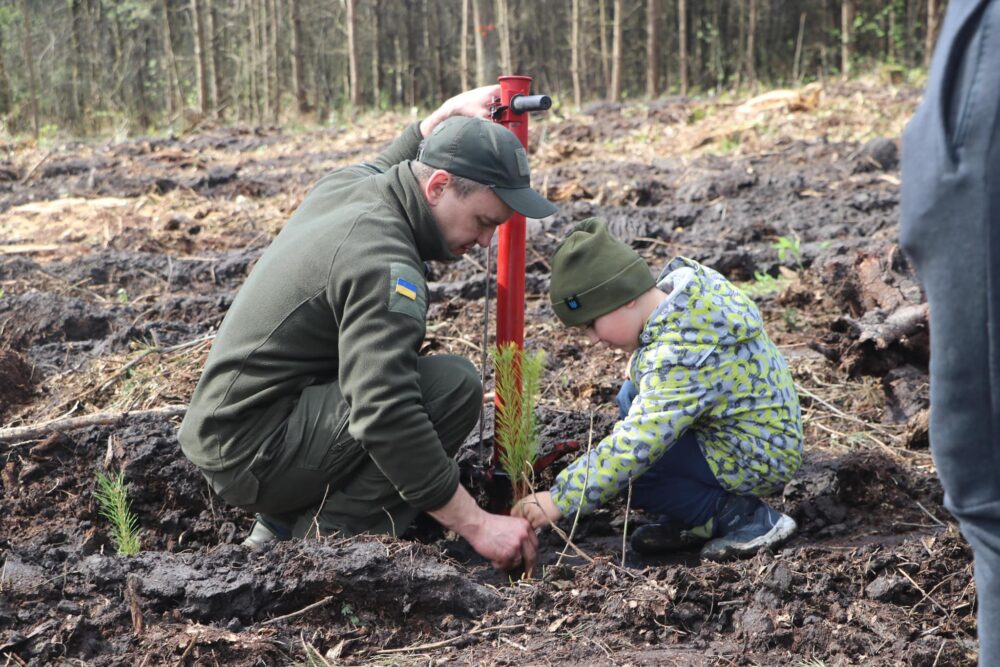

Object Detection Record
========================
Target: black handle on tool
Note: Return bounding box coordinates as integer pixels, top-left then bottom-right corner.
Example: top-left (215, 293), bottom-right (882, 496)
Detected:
top-left (509, 94), bottom-right (551, 114)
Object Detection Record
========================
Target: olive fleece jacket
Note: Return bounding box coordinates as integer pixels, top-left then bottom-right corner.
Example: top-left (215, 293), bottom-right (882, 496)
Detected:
top-left (179, 123), bottom-right (465, 512)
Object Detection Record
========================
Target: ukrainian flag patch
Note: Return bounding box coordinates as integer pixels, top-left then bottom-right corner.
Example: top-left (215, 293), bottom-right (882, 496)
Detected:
top-left (388, 262), bottom-right (426, 322)
top-left (395, 278), bottom-right (417, 300)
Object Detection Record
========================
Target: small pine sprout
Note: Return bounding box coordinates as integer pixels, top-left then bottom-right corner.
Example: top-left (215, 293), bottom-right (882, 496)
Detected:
top-left (491, 342), bottom-right (547, 503)
top-left (94, 469), bottom-right (141, 556)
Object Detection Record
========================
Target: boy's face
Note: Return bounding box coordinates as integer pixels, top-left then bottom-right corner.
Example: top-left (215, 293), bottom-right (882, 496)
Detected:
top-left (583, 300), bottom-right (644, 352)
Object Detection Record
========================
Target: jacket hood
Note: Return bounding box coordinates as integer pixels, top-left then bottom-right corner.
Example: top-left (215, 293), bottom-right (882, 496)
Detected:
top-left (381, 162), bottom-right (458, 263)
top-left (639, 256), bottom-right (763, 350)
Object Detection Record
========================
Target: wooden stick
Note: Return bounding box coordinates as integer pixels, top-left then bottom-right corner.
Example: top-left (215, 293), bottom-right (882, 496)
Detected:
top-left (19, 150), bottom-right (52, 183)
top-left (259, 596), bottom-right (335, 626)
top-left (0, 405), bottom-right (187, 442)
top-left (374, 624), bottom-right (525, 655)
top-left (557, 412), bottom-right (596, 568)
top-left (622, 478), bottom-right (633, 567)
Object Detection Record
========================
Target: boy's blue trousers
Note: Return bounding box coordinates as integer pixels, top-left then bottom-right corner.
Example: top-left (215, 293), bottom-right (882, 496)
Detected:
top-left (900, 1), bottom-right (1000, 663)
top-left (617, 381), bottom-right (727, 528)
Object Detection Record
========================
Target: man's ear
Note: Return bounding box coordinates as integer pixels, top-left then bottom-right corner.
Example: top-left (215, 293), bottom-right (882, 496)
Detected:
top-left (423, 169), bottom-right (451, 206)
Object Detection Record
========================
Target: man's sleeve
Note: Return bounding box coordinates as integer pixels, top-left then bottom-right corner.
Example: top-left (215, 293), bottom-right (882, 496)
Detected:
top-left (368, 123), bottom-right (425, 173)
top-left (333, 253), bottom-right (460, 512)
top-left (549, 370), bottom-right (710, 517)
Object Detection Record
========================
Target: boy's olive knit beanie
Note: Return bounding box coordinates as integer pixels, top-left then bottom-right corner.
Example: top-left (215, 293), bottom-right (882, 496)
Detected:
top-left (549, 218), bottom-right (655, 326)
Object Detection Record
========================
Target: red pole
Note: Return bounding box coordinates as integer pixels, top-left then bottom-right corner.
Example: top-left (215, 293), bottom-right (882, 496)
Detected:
top-left (494, 75), bottom-right (533, 353)
top-left (492, 76), bottom-right (533, 473)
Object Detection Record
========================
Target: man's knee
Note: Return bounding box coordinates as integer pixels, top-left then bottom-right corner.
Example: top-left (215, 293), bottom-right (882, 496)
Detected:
top-left (417, 355), bottom-right (482, 455)
top-left (419, 355), bottom-right (481, 413)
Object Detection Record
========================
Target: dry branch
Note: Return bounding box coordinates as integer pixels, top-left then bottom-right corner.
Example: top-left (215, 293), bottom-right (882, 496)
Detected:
top-left (0, 405), bottom-right (186, 442)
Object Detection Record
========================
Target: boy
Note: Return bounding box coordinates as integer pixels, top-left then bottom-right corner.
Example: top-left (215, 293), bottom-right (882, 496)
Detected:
top-left (513, 218), bottom-right (803, 560)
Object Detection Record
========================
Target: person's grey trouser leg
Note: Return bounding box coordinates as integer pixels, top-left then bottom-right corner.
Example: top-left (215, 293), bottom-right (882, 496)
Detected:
top-left (901, 2), bottom-right (1000, 663)
top-left (238, 355), bottom-right (481, 539)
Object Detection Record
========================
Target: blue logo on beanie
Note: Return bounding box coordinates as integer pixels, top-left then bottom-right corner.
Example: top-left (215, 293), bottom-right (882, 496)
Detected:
top-left (566, 297), bottom-right (580, 310)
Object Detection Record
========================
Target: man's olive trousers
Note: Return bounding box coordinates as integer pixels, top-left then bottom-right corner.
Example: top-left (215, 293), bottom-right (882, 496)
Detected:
top-left (207, 355), bottom-right (482, 539)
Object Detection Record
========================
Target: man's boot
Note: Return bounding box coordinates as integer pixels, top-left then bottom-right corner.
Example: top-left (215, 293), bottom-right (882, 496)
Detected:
top-left (241, 513), bottom-right (292, 548)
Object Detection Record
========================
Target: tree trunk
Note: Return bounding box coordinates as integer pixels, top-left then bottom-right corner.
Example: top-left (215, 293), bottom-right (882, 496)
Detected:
top-left (678, 0), bottom-right (688, 96)
top-left (160, 0), bottom-right (183, 116)
top-left (460, 0), bottom-right (470, 90)
top-left (733, 0), bottom-right (745, 89)
top-left (248, 0), bottom-right (261, 123)
top-left (646, 0), bottom-right (659, 98)
top-left (18, 0), bottom-right (39, 138)
top-left (841, 0), bottom-right (853, 77)
top-left (258, 0), bottom-right (269, 122)
top-left (345, 0), bottom-right (361, 106)
top-left (191, 0), bottom-right (209, 114)
top-left (793, 11), bottom-right (806, 82)
top-left (473, 0), bottom-right (497, 86)
top-left (270, 0), bottom-right (281, 123)
top-left (135, 24), bottom-right (151, 129)
top-left (203, 0), bottom-right (219, 117)
top-left (888, 4), bottom-right (896, 62)
top-left (67, 0), bottom-right (82, 126)
top-left (496, 0), bottom-right (512, 75)
top-left (599, 0), bottom-right (610, 93)
top-left (0, 29), bottom-right (11, 116)
top-left (372, 0), bottom-right (382, 108)
top-left (571, 0), bottom-right (581, 107)
top-left (924, 0), bottom-right (939, 67)
top-left (608, 0), bottom-right (622, 101)
top-left (289, 0), bottom-right (309, 113)
top-left (746, 0), bottom-right (756, 88)
top-left (211, 2), bottom-right (225, 114)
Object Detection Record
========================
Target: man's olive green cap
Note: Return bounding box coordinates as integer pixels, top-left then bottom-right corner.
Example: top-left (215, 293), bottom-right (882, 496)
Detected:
top-left (417, 116), bottom-right (557, 219)
top-left (549, 218), bottom-right (655, 326)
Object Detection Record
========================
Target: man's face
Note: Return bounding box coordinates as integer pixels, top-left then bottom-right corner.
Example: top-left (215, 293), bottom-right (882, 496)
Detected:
top-left (429, 176), bottom-right (514, 256)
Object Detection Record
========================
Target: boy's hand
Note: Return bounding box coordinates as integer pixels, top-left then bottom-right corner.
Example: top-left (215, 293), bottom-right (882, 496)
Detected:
top-left (616, 379), bottom-right (638, 419)
top-left (512, 491), bottom-right (561, 530)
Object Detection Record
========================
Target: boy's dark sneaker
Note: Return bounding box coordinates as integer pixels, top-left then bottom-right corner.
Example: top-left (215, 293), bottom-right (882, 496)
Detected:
top-left (241, 513), bottom-right (292, 548)
top-left (700, 496), bottom-right (796, 561)
top-left (630, 518), bottom-right (708, 554)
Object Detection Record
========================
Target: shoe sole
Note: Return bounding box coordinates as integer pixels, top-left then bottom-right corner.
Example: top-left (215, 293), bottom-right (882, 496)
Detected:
top-left (700, 514), bottom-right (797, 562)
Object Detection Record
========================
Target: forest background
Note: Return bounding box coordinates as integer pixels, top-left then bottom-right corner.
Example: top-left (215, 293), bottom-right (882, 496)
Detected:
top-left (2, 0), bottom-right (944, 140)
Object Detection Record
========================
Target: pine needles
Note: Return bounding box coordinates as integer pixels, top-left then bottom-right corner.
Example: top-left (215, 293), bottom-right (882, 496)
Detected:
top-left (491, 342), bottom-right (546, 502)
top-left (94, 469), bottom-right (141, 556)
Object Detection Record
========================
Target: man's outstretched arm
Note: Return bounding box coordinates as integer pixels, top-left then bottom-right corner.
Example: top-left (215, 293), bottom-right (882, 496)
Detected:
top-left (428, 484), bottom-right (538, 573)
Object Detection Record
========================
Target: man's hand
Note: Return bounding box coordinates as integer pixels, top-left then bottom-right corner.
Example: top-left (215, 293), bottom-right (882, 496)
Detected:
top-left (512, 491), bottom-right (561, 530)
top-left (464, 512), bottom-right (539, 572)
top-left (420, 84), bottom-right (502, 137)
top-left (428, 484), bottom-right (537, 573)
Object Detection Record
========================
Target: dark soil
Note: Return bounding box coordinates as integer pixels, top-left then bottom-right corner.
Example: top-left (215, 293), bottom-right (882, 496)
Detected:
top-left (0, 81), bottom-right (979, 665)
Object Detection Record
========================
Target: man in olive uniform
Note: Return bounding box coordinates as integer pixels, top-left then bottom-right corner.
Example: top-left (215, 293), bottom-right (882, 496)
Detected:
top-left (179, 86), bottom-right (554, 572)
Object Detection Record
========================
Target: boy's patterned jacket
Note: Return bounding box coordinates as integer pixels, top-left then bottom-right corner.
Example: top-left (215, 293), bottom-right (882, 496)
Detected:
top-left (550, 256), bottom-right (803, 516)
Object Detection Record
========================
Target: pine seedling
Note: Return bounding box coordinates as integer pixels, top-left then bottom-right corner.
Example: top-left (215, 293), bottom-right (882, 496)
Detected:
top-left (491, 342), bottom-right (547, 502)
top-left (94, 469), bottom-right (141, 556)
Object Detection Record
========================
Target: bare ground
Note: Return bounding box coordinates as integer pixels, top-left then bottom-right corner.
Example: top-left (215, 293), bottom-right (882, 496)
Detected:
top-left (0, 78), bottom-right (979, 665)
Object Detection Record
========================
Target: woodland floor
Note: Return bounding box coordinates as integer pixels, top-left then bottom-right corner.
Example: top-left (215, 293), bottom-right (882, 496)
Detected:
top-left (0, 78), bottom-right (980, 666)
